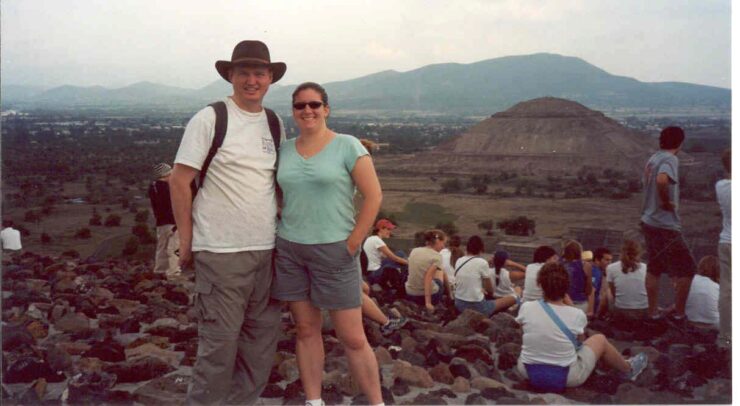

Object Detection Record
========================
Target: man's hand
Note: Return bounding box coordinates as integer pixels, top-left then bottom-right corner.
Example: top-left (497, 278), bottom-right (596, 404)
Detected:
top-left (178, 243), bottom-right (194, 270)
top-left (425, 303), bottom-right (435, 312)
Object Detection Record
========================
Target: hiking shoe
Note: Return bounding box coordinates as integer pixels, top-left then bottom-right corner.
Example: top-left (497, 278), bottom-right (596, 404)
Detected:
top-left (624, 352), bottom-right (648, 381)
top-left (380, 316), bottom-right (408, 335)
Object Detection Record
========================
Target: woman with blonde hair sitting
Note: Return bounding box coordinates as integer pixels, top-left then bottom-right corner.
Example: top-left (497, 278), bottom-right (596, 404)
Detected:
top-left (606, 240), bottom-right (648, 320)
top-left (406, 229), bottom-right (452, 311)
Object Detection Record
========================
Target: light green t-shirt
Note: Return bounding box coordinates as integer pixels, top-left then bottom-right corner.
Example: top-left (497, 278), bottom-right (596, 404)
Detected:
top-left (277, 134), bottom-right (369, 244)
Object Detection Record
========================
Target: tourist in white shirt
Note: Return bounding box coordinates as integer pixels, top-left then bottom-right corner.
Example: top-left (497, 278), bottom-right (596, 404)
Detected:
top-left (522, 246), bottom-right (560, 302)
top-left (1, 221), bottom-right (22, 251)
top-left (686, 256), bottom-right (720, 328)
top-left (716, 148), bottom-right (731, 348)
top-left (362, 218), bottom-right (408, 289)
top-left (440, 234), bottom-right (463, 285)
top-left (491, 250), bottom-right (525, 299)
top-left (453, 236), bottom-right (519, 316)
top-left (606, 240), bottom-right (648, 320)
top-left (516, 262), bottom-right (648, 390)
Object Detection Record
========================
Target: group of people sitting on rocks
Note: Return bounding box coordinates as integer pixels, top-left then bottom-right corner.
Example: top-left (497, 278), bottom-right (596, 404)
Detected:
top-left (360, 223), bottom-right (725, 391)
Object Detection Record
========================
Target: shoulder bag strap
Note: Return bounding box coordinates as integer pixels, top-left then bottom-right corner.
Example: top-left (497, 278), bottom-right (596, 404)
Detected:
top-left (200, 101), bottom-right (228, 187)
top-left (264, 108), bottom-right (281, 152)
top-left (454, 257), bottom-right (477, 277)
top-left (538, 299), bottom-right (582, 349)
top-left (264, 107), bottom-right (283, 202)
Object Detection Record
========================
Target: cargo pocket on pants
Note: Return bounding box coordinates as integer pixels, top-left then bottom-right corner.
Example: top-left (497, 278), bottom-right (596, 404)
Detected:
top-left (193, 278), bottom-right (216, 323)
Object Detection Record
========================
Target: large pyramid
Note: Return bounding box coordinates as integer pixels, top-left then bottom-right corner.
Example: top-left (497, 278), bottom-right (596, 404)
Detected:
top-left (423, 97), bottom-right (655, 175)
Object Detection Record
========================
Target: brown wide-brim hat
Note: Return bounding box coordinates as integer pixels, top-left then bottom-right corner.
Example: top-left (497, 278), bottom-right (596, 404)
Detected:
top-left (215, 40), bottom-right (286, 84)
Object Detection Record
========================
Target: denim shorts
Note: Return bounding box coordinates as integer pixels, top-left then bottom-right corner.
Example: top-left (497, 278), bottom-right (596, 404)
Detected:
top-left (271, 236), bottom-right (362, 310)
top-left (641, 222), bottom-right (696, 278)
top-left (455, 298), bottom-right (497, 317)
top-left (406, 279), bottom-right (444, 306)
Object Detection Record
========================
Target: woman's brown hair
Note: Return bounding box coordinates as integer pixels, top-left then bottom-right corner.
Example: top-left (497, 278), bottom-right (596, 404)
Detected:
top-left (422, 229), bottom-right (447, 246)
top-left (537, 262), bottom-right (570, 301)
top-left (448, 234), bottom-right (463, 268)
top-left (620, 239), bottom-right (642, 274)
top-left (697, 255), bottom-right (720, 283)
top-left (562, 240), bottom-right (583, 262)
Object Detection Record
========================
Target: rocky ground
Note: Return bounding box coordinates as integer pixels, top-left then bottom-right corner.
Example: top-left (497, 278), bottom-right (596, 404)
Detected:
top-left (1, 251), bottom-right (732, 405)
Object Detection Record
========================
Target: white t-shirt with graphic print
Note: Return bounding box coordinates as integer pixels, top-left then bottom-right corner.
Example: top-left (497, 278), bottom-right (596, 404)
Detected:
top-left (175, 97), bottom-right (285, 252)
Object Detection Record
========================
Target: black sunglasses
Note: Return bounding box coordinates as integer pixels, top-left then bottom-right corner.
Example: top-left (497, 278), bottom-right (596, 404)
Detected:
top-left (292, 101), bottom-right (324, 110)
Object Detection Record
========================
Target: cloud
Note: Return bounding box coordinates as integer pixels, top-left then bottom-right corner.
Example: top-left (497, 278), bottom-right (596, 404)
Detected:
top-left (365, 41), bottom-right (407, 60)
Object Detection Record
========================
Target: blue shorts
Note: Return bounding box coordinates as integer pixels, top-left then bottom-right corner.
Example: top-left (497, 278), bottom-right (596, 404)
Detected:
top-left (406, 279), bottom-right (444, 306)
top-left (455, 298), bottom-right (497, 317)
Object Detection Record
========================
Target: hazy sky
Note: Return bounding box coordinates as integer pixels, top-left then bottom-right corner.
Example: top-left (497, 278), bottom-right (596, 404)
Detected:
top-left (1, 0), bottom-right (731, 90)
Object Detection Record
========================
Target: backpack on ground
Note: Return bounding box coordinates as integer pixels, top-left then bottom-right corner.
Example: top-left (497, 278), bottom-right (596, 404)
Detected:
top-left (196, 101), bottom-right (281, 189)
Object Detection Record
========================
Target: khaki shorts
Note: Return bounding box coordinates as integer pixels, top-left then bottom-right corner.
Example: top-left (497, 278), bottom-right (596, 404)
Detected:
top-left (272, 236), bottom-right (362, 310)
top-left (517, 345), bottom-right (597, 387)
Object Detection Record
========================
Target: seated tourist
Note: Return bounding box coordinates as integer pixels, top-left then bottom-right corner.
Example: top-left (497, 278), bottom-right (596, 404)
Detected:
top-left (360, 281), bottom-right (407, 335)
top-left (491, 250), bottom-right (526, 299)
top-left (362, 218), bottom-right (408, 289)
top-left (606, 240), bottom-right (648, 320)
top-left (516, 262), bottom-right (648, 392)
top-left (590, 247), bottom-right (613, 318)
top-left (405, 229), bottom-right (452, 311)
top-left (453, 236), bottom-right (519, 316)
top-left (561, 240), bottom-right (593, 313)
top-left (440, 234), bottom-right (463, 285)
top-left (522, 246), bottom-right (559, 302)
top-left (685, 256), bottom-right (720, 329)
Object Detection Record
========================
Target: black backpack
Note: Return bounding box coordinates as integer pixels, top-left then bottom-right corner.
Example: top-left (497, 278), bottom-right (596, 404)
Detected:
top-left (197, 101), bottom-right (282, 188)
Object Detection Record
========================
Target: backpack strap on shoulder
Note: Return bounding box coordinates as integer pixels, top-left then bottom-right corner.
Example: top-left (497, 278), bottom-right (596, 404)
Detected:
top-left (200, 101), bottom-right (228, 187)
top-left (538, 299), bottom-right (582, 349)
top-left (264, 108), bottom-right (281, 152)
top-left (454, 256), bottom-right (477, 277)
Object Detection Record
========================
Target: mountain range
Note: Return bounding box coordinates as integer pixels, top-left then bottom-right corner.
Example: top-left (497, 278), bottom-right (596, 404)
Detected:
top-left (1, 53), bottom-right (730, 115)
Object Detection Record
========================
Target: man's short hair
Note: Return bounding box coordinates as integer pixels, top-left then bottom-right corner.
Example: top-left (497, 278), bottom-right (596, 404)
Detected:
top-left (533, 245), bottom-right (557, 263)
top-left (537, 262), bottom-right (570, 301)
top-left (466, 235), bottom-right (485, 255)
top-left (659, 126), bottom-right (685, 150)
top-left (721, 148), bottom-right (731, 174)
top-left (593, 247), bottom-right (611, 262)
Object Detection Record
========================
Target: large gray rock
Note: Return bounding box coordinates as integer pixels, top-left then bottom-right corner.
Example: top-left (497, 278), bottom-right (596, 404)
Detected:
top-left (451, 376), bottom-right (471, 393)
top-left (277, 357), bottom-right (299, 383)
top-left (374, 346), bottom-right (393, 365)
top-left (429, 363), bottom-right (455, 384)
top-left (53, 312), bottom-right (90, 333)
top-left (470, 376), bottom-right (506, 390)
top-left (125, 343), bottom-right (184, 369)
top-left (392, 360), bottom-right (434, 388)
top-left (442, 309), bottom-right (487, 336)
top-left (497, 342), bottom-right (521, 370)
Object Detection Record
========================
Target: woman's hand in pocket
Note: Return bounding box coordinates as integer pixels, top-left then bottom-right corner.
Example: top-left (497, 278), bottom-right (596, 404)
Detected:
top-left (346, 234), bottom-right (362, 256)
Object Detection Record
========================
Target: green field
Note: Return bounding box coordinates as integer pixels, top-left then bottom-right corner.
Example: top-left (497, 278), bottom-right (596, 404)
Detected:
top-left (391, 202), bottom-right (458, 227)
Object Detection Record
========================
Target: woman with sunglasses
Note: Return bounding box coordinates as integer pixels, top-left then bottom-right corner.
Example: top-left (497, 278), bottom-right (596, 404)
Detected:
top-left (271, 82), bottom-right (383, 406)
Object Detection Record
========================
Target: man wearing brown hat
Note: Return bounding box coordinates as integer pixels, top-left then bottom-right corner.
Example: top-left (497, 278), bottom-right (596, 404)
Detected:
top-left (170, 40), bottom-right (286, 405)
